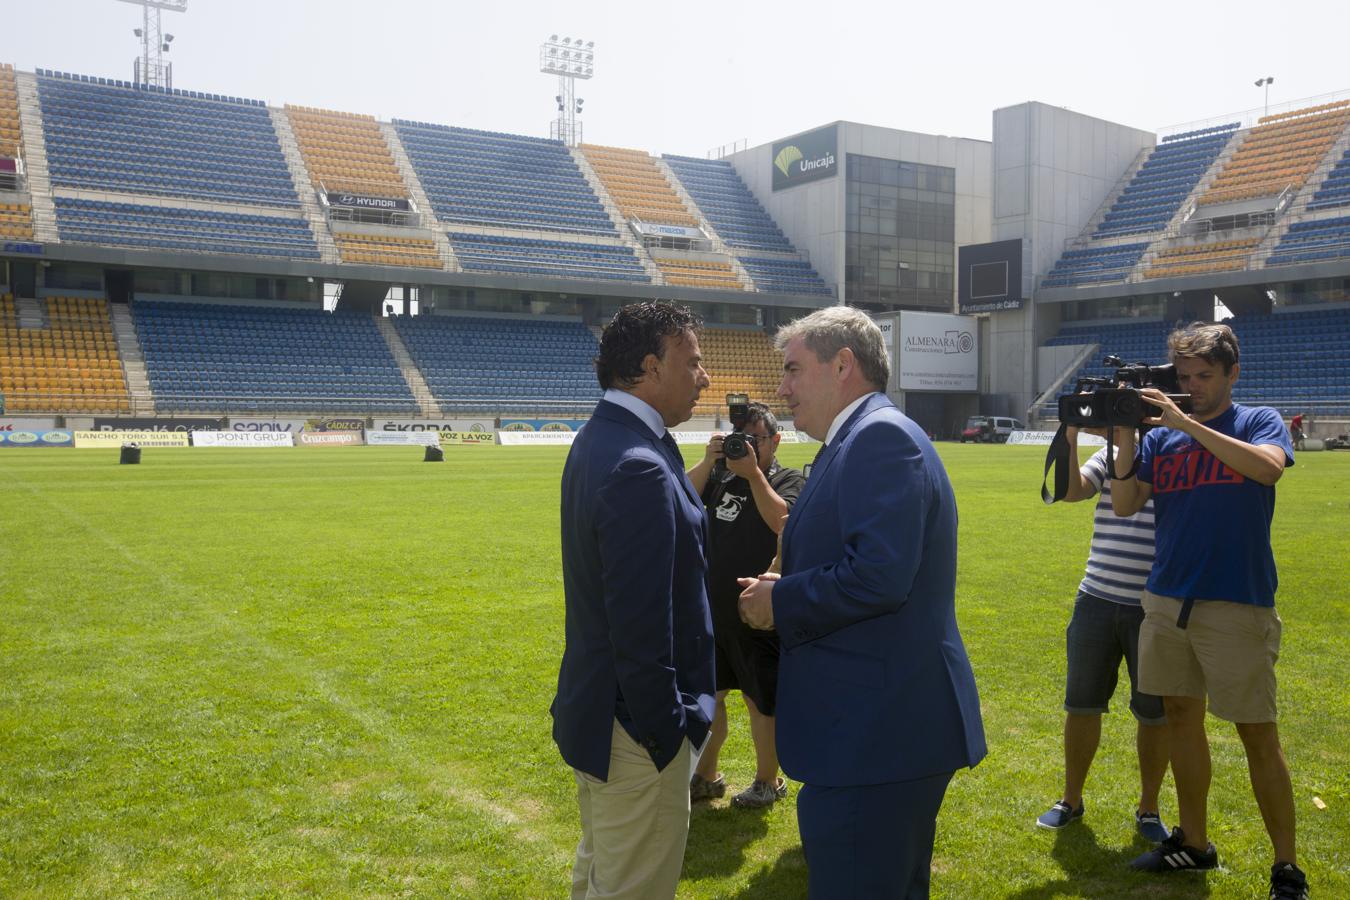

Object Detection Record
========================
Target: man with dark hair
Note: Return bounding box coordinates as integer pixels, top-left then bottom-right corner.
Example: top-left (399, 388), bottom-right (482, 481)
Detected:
top-left (553, 301), bottom-right (715, 899)
top-left (686, 401), bottom-right (805, 808)
top-left (738, 306), bottom-right (985, 898)
top-left (1036, 426), bottom-right (1171, 842)
top-left (1111, 322), bottom-right (1307, 899)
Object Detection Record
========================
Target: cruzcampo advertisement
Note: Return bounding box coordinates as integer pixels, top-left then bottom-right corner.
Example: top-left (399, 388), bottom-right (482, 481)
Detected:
top-left (772, 124), bottom-right (838, 191)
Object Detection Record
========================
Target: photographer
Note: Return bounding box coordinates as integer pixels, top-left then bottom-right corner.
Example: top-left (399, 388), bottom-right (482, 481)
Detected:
top-left (686, 401), bottom-right (804, 808)
top-left (1036, 425), bottom-right (1170, 843)
top-left (1110, 323), bottom-right (1306, 899)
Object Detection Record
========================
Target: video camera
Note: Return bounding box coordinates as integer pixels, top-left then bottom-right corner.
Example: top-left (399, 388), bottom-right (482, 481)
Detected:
top-left (1057, 355), bottom-right (1193, 429)
top-left (720, 393), bottom-right (759, 461)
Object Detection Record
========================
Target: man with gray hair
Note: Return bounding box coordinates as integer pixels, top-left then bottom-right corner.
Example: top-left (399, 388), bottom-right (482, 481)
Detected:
top-left (738, 305), bottom-right (986, 898)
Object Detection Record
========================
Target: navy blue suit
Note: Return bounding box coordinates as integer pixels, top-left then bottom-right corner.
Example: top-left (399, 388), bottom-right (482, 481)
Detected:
top-left (774, 393), bottom-right (986, 897)
top-left (553, 398), bottom-right (716, 781)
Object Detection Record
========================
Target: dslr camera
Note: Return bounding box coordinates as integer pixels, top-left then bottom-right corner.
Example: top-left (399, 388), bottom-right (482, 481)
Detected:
top-left (1058, 355), bottom-right (1194, 429)
top-left (720, 393), bottom-right (759, 460)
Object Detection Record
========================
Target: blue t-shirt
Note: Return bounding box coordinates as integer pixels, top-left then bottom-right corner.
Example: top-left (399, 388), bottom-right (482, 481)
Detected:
top-left (1137, 403), bottom-right (1294, 607)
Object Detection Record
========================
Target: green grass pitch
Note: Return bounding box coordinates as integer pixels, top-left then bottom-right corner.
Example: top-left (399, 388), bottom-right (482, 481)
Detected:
top-left (2, 443), bottom-right (1347, 898)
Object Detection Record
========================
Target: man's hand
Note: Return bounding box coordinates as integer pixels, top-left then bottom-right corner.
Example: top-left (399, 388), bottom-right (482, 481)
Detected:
top-left (1140, 388), bottom-right (1193, 432)
top-left (702, 434), bottom-right (725, 466)
top-left (725, 447), bottom-right (760, 480)
top-left (738, 573), bottom-right (780, 630)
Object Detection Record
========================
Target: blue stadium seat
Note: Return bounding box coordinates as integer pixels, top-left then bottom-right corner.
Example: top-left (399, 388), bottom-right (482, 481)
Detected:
top-left (55, 197), bottom-right (319, 260)
top-left (446, 232), bottom-right (649, 283)
top-left (132, 301), bottom-right (416, 413)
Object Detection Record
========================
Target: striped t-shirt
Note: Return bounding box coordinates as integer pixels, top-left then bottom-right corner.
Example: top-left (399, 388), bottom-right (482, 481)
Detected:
top-left (1079, 447), bottom-right (1155, 606)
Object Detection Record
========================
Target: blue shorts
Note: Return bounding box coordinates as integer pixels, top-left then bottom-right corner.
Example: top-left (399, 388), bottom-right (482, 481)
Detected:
top-left (1065, 590), bottom-right (1165, 724)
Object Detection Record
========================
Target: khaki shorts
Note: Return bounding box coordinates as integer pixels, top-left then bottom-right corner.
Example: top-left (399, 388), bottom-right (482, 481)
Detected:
top-left (1138, 590), bottom-right (1282, 723)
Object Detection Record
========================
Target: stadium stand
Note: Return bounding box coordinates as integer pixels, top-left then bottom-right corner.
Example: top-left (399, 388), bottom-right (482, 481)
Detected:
top-left (391, 314), bottom-right (599, 414)
top-left (1308, 147), bottom-right (1350, 211)
top-left (284, 105), bottom-right (407, 199)
top-left (447, 232), bottom-right (649, 282)
top-left (1092, 124), bottom-right (1238, 239)
top-left (393, 122), bottom-right (615, 235)
top-left (654, 257), bottom-right (743, 291)
top-left (1198, 102), bottom-right (1350, 207)
top-left (737, 256), bottom-right (832, 296)
top-left (580, 144), bottom-right (699, 228)
top-left (1144, 237), bottom-right (1260, 279)
top-left (35, 70), bottom-right (299, 207)
top-left (662, 154), bottom-right (796, 253)
top-left (1042, 307), bottom-right (1350, 416)
top-left (1, 63), bottom-right (21, 160)
top-left (0, 201), bottom-right (33, 240)
top-left (694, 327), bottom-right (786, 418)
top-left (333, 231), bottom-right (442, 269)
top-left (1041, 242), bottom-right (1150, 287)
top-left (54, 197), bottom-right (319, 260)
top-left (132, 300), bottom-right (416, 413)
top-left (0, 294), bottom-right (130, 412)
top-left (1265, 216), bottom-right (1350, 266)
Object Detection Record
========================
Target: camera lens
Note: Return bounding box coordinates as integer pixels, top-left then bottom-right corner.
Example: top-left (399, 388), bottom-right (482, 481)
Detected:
top-left (722, 434), bottom-right (749, 460)
top-left (1112, 391), bottom-right (1142, 424)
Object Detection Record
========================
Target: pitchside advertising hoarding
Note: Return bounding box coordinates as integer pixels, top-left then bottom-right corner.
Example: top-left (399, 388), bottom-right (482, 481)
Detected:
top-left (499, 419), bottom-right (587, 433)
top-left (93, 417), bottom-right (223, 432)
top-left (884, 311), bottom-right (978, 392)
top-left (192, 431), bottom-right (294, 447)
top-left (74, 431), bottom-right (190, 448)
top-left (772, 124), bottom-right (838, 191)
top-left (958, 239), bottom-right (1025, 314)
top-left (372, 419), bottom-right (494, 433)
top-left (0, 429), bottom-right (74, 447)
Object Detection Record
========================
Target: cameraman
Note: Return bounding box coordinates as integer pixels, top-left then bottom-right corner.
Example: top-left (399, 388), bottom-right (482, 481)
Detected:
top-left (1110, 323), bottom-right (1306, 899)
top-left (1036, 426), bottom-right (1171, 843)
top-left (686, 402), bottom-right (805, 808)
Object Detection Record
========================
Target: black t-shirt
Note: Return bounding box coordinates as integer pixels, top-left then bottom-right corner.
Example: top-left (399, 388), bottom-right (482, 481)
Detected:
top-left (701, 461), bottom-right (805, 606)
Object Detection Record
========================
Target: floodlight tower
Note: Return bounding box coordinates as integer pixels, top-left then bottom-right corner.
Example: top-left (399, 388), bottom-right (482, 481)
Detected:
top-left (540, 35), bottom-right (594, 146)
top-left (115, 0), bottom-right (187, 89)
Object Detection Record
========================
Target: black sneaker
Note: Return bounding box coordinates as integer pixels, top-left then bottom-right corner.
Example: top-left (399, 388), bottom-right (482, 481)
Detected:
top-left (1129, 826), bottom-right (1218, 872)
top-left (1036, 800), bottom-right (1084, 830)
top-left (1270, 862), bottom-right (1309, 900)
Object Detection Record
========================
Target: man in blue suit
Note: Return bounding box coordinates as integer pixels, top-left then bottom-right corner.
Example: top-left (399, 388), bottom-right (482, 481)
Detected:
top-left (739, 306), bottom-right (986, 899)
top-left (553, 301), bottom-right (716, 899)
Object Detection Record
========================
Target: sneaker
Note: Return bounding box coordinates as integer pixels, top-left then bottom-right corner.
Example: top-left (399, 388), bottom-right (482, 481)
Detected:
top-left (1270, 862), bottom-right (1309, 900)
top-left (731, 777), bottom-right (788, 809)
top-left (1129, 826), bottom-right (1218, 872)
top-left (689, 773), bottom-right (725, 802)
top-left (1135, 809), bottom-right (1170, 843)
top-left (1036, 800), bottom-right (1084, 830)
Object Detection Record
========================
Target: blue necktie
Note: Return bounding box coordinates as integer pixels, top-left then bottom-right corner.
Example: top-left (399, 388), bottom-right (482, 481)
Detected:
top-left (661, 432), bottom-right (684, 467)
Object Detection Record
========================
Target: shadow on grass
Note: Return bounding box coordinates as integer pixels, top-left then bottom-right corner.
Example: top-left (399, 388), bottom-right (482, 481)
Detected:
top-left (730, 844), bottom-right (808, 899)
top-left (1005, 823), bottom-right (1212, 900)
top-left (680, 802), bottom-right (774, 880)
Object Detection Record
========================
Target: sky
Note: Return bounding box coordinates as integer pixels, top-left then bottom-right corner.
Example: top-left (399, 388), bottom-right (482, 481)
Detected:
top-left (5, 0), bottom-right (1346, 156)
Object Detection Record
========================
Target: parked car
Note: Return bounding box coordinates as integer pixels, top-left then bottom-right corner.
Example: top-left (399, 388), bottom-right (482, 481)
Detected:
top-left (961, 416), bottom-right (1025, 443)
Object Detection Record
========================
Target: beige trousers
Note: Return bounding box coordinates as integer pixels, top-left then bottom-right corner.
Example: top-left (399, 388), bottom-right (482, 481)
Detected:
top-left (571, 720), bottom-right (692, 899)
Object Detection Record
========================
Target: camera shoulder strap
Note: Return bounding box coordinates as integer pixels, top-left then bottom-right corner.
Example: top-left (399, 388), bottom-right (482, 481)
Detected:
top-left (1105, 427), bottom-right (1145, 481)
top-left (1040, 423), bottom-right (1073, 505)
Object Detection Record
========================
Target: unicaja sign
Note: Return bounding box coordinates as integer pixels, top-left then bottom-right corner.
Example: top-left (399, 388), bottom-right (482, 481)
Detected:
top-left (772, 124), bottom-right (838, 191)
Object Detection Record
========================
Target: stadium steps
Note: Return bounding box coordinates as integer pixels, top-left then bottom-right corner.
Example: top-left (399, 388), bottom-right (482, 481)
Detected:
top-left (375, 315), bottom-right (439, 417)
top-left (568, 145), bottom-right (661, 282)
top-left (654, 157), bottom-right (755, 291)
top-left (1162, 128), bottom-right (1244, 236)
top-left (12, 71), bottom-right (57, 242)
top-left (1077, 144), bottom-right (1153, 239)
top-left (268, 106), bottom-right (340, 264)
top-left (1257, 125), bottom-right (1350, 266)
top-left (109, 301), bottom-right (155, 413)
top-left (15, 295), bottom-right (46, 328)
top-left (378, 121), bottom-right (460, 271)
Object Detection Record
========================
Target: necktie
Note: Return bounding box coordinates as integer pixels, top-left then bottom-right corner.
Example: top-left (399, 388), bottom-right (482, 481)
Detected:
top-left (661, 432), bottom-right (684, 467)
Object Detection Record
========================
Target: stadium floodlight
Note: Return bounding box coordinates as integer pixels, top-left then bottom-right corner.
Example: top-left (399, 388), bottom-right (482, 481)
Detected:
top-left (115, 0), bottom-right (187, 89)
top-left (1255, 75), bottom-right (1275, 117)
top-left (540, 34), bottom-right (595, 146)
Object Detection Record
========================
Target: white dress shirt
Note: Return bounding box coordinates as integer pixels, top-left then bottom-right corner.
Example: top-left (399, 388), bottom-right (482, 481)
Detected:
top-left (603, 388), bottom-right (667, 439)
top-left (823, 392), bottom-right (879, 447)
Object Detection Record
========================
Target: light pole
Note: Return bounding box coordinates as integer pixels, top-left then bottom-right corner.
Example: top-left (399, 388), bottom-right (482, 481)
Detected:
top-left (1255, 76), bottom-right (1274, 119)
top-left (115, 0), bottom-right (187, 89)
top-left (540, 35), bottom-right (595, 146)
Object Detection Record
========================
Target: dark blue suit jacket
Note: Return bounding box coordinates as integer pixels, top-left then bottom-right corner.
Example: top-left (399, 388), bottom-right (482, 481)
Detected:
top-left (552, 398), bottom-right (716, 780)
top-left (774, 393), bottom-right (986, 786)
